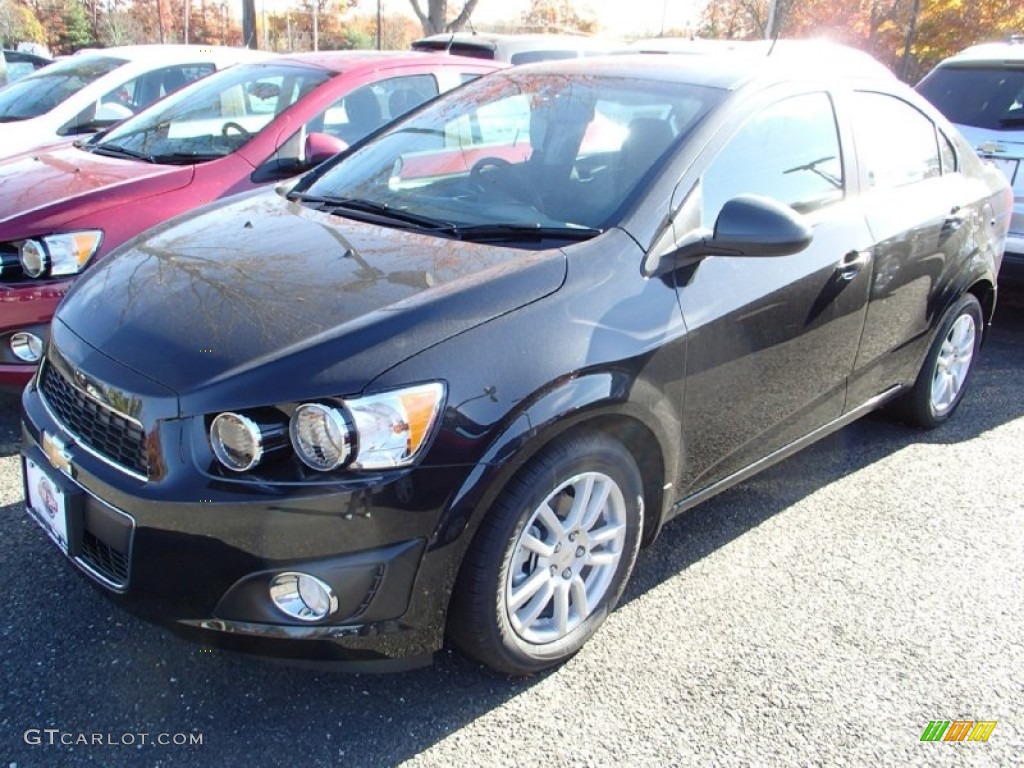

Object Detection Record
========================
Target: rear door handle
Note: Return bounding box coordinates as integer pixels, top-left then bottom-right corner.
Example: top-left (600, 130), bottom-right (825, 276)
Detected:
top-left (837, 250), bottom-right (870, 281)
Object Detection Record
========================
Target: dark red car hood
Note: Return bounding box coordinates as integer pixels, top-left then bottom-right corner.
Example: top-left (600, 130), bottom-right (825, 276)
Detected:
top-left (0, 145), bottom-right (191, 233)
top-left (57, 190), bottom-right (567, 412)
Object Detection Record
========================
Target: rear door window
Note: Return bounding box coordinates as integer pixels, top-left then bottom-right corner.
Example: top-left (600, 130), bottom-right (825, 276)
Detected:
top-left (851, 92), bottom-right (941, 189)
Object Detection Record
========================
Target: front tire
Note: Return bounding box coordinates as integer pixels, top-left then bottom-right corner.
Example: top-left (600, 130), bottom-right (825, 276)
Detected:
top-left (448, 433), bottom-right (644, 675)
top-left (894, 293), bottom-right (983, 429)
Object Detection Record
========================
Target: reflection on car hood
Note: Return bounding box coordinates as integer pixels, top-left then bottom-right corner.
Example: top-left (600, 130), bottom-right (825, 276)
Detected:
top-left (0, 144), bottom-right (191, 231)
top-left (58, 190), bottom-right (568, 411)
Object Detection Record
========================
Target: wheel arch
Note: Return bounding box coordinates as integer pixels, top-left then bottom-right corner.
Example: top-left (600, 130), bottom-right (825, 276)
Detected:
top-left (432, 370), bottom-right (681, 615)
top-left (966, 277), bottom-right (996, 336)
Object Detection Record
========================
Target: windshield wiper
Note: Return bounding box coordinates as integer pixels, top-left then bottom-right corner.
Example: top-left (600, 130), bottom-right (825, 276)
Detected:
top-left (292, 194), bottom-right (457, 232)
top-left (0, 116), bottom-right (29, 123)
top-left (149, 152), bottom-right (224, 165)
top-left (783, 155), bottom-right (841, 189)
top-left (88, 143), bottom-right (156, 163)
top-left (453, 224), bottom-right (603, 243)
top-left (998, 116), bottom-right (1024, 127)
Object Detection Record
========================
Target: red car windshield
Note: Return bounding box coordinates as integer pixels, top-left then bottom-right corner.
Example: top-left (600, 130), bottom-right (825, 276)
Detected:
top-left (94, 62), bottom-right (332, 164)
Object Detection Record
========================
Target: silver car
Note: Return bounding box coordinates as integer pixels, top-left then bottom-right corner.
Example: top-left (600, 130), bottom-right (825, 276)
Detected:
top-left (917, 38), bottom-right (1024, 284)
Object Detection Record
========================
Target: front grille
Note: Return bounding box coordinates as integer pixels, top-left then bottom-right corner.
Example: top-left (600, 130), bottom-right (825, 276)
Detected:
top-left (80, 530), bottom-right (130, 586)
top-left (40, 362), bottom-right (150, 477)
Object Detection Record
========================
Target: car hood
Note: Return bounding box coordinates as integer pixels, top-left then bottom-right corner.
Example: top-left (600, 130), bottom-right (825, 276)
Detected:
top-left (58, 190), bottom-right (568, 413)
top-left (0, 145), bottom-right (190, 232)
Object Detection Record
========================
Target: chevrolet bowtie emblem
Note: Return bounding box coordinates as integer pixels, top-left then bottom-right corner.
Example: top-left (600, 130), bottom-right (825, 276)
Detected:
top-left (41, 431), bottom-right (73, 477)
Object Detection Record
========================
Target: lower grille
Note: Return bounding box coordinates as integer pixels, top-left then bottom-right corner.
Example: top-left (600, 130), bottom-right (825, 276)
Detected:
top-left (40, 362), bottom-right (150, 477)
top-left (80, 530), bottom-right (130, 586)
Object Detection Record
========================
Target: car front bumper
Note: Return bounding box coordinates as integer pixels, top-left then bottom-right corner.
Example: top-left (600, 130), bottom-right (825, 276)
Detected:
top-left (0, 281), bottom-right (66, 391)
top-left (20, 377), bottom-right (469, 669)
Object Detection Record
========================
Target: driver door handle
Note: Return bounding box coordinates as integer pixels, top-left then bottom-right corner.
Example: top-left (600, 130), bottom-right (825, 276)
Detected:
top-left (837, 250), bottom-right (870, 281)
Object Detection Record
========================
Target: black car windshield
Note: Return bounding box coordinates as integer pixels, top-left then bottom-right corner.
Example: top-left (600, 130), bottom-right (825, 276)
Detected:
top-left (918, 65), bottom-right (1024, 130)
top-left (299, 69), bottom-right (725, 233)
top-left (95, 62), bottom-right (332, 163)
top-left (0, 55), bottom-right (126, 121)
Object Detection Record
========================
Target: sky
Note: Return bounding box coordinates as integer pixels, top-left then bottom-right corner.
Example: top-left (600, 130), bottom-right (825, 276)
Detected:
top-left (366, 0), bottom-right (705, 38)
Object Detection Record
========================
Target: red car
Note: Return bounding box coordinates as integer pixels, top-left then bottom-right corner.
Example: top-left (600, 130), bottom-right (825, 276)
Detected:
top-left (0, 52), bottom-right (501, 389)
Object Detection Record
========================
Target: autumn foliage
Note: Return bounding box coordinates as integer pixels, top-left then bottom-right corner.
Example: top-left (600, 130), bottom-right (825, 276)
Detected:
top-left (699, 0), bottom-right (1024, 82)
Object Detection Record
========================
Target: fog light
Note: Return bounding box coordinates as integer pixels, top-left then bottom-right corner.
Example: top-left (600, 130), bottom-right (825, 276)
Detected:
top-left (269, 572), bottom-right (338, 622)
top-left (10, 332), bottom-right (43, 362)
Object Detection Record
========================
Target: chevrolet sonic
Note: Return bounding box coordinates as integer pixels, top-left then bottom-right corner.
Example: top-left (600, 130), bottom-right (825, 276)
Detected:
top-left (20, 48), bottom-right (1011, 674)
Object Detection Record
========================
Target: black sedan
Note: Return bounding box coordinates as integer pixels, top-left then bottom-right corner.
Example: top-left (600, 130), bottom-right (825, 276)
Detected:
top-left (20, 48), bottom-right (1011, 674)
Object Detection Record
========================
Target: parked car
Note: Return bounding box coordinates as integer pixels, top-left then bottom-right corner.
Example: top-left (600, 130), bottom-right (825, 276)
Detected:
top-left (0, 44), bottom-right (267, 159)
top-left (1, 48), bottom-right (51, 85)
top-left (0, 51), bottom-right (502, 390)
top-left (412, 31), bottom-right (617, 63)
top-left (916, 38), bottom-right (1024, 283)
top-left (20, 48), bottom-right (1010, 674)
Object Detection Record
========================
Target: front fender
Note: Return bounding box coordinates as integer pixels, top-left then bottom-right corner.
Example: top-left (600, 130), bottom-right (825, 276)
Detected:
top-left (427, 367), bottom-right (682, 591)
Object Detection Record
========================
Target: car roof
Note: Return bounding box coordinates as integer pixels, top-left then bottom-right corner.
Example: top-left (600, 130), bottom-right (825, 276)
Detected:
top-left (274, 49), bottom-right (503, 73)
top-left (67, 44), bottom-right (269, 65)
top-left (933, 38), bottom-right (1024, 65)
top-left (412, 32), bottom-right (618, 58)
top-left (502, 43), bottom-right (896, 91)
top-left (2, 49), bottom-right (51, 64)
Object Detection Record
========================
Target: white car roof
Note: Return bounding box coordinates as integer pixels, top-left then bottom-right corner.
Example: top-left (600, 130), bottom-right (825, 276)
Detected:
top-left (0, 45), bottom-right (273, 159)
top-left (66, 44), bottom-right (270, 67)
top-left (938, 39), bottom-right (1024, 64)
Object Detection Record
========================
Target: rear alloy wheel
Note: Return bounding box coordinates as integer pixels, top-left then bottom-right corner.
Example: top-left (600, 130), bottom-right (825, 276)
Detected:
top-left (449, 433), bottom-right (644, 675)
top-left (895, 293), bottom-right (983, 428)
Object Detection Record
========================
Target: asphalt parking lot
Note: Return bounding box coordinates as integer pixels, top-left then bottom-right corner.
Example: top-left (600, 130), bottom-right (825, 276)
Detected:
top-left (1, 294), bottom-right (1021, 767)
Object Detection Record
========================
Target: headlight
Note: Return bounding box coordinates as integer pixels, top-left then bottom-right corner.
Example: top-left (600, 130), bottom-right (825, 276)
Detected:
top-left (347, 382), bottom-right (445, 469)
top-left (290, 382), bottom-right (445, 473)
top-left (209, 411), bottom-right (288, 472)
top-left (290, 403), bottom-right (354, 471)
top-left (18, 231), bottom-right (103, 278)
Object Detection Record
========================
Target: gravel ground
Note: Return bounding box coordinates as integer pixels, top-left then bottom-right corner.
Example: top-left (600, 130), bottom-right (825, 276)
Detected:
top-left (0, 298), bottom-right (1021, 768)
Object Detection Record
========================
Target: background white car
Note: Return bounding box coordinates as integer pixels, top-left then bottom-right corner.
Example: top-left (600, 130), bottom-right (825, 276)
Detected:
top-left (917, 38), bottom-right (1024, 284)
top-left (0, 44), bottom-right (269, 159)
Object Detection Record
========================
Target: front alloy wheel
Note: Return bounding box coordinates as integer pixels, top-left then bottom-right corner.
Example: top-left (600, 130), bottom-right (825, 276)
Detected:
top-left (449, 432), bottom-right (644, 675)
top-left (506, 471), bottom-right (628, 645)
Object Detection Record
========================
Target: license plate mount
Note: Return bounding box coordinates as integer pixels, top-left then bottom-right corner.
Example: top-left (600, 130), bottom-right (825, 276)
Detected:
top-left (23, 449), bottom-right (84, 557)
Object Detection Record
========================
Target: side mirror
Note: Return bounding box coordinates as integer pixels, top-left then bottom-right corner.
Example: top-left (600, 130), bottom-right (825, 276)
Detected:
top-left (645, 194), bottom-right (813, 277)
top-left (304, 132), bottom-right (348, 166)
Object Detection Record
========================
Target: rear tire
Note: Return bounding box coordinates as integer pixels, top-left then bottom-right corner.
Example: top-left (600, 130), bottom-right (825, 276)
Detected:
top-left (893, 293), bottom-right (982, 429)
top-left (448, 432), bottom-right (644, 675)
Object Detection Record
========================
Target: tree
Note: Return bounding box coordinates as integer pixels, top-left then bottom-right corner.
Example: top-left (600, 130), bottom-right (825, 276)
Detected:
top-left (0, 0), bottom-right (46, 46)
top-left (520, 0), bottom-right (597, 34)
top-left (698, 0), bottom-right (1024, 82)
top-left (407, 0), bottom-right (480, 36)
top-left (33, 0), bottom-right (95, 52)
